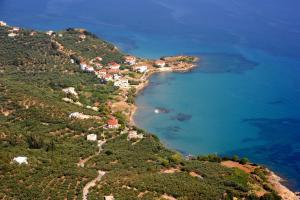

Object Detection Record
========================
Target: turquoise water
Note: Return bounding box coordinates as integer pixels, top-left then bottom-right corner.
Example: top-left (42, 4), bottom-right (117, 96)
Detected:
top-left (1, 0), bottom-right (300, 190)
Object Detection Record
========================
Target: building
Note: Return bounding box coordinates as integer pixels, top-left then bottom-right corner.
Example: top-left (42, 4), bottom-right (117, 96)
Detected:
top-left (107, 68), bottom-right (120, 74)
top-left (113, 74), bottom-right (121, 80)
top-left (12, 27), bottom-right (20, 32)
top-left (107, 117), bottom-right (119, 129)
top-left (80, 62), bottom-right (94, 72)
top-left (46, 30), bottom-right (54, 36)
top-left (8, 33), bottom-right (17, 37)
top-left (104, 196), bottom-right (115, 200)
top-left (30, 31), bottom-right (37, 36)
top-left (95, 69), bottom-right (107, 78)
top-left (87, 134), bottom-right (97, 141)
top-left (154, 60), bottom-right (166, 68)
top-left (124, 56), bottom-right (136, 65)
top-left (13, 156), bottom-right (28, 165)
top-left (85, 66), bottom-right (94, 72)
top-left (79, 34), bottom-right (86, 40)
top-left (127, 131), bottom-right (144, 140)
top-left (0, 21), bottom-right (7, 26)
top-left (104, 74), bottom-right (113, 82)
top-left (69, 112), bottom-right (91, 120)
top-left (94, 63), bottom-right (103, 68)
top-left (133, 66), bottom-right (148, 73)
top-left (108, 62), bottom-right (121, 70)
top-left (114, 78), bottom-right (129, 88)
top-left (95, 56), bottom-right (103, 61)
top-left (80, 62), bottom-right (87, 71)
top-left (62, 87), bottom-right (78, 97)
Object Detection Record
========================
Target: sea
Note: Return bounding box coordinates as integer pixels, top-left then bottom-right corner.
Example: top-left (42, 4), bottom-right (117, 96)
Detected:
top-left (1, 0), bottom-right (300, 191)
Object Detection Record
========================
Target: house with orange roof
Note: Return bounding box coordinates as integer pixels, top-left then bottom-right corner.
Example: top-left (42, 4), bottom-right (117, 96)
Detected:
top-left (104, 74), bottom-right (113, 82)
top-left (107, 117), bottom-right (120, 129)
top-left (108, 62), bottom-right (121, 70)
top-left (95, 69), bottom-right (107, 78)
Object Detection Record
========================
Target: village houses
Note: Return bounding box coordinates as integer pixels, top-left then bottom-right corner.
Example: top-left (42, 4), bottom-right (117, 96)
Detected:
top-left (124, 56), bottom-right (136, 65)
top-left (114, 78), bottom-right (129, 88)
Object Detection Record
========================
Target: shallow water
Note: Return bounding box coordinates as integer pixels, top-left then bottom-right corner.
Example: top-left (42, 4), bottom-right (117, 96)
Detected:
top-left (1, 0), bottom-right (300, 190)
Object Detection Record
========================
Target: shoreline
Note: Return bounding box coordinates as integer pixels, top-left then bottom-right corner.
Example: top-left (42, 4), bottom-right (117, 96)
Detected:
top-left (127, 57), bottom-right (299, 199)
top-left (128, 60), bottom-right (199, 126)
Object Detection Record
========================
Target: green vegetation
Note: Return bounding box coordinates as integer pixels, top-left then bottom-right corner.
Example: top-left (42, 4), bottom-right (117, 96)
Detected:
top-left (0, 26), bottom-right (282, 199)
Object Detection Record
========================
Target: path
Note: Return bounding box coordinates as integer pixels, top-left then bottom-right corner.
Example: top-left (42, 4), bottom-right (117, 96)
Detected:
top-left (82, 170), bottom-right (106, 200)
top-left (80, 139), bottom-right (107, 199)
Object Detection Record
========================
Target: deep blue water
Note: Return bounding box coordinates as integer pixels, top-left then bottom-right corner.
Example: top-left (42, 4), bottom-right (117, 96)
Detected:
top-left (1, 0), bottom-right (300, 191)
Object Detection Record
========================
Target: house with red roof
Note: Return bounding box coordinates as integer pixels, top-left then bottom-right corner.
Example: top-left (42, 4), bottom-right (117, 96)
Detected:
top-left (95, 69), bottom-right (107, 78)
top-left (104, 74), bottom-right (113, 82)
top-left (107, 117), bottom-right (119, 129)
top-left (108, 62), bottom-right (121, 70)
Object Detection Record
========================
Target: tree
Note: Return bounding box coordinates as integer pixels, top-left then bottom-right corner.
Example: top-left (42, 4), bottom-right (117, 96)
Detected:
top-left (239, 157), bottom-right (249, 165)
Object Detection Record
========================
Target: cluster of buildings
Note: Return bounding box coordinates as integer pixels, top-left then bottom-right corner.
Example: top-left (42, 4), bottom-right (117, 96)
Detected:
top-left (7, 26), bottom-right (20, 38)
top-left (78, 55), bottom-right (150, 89)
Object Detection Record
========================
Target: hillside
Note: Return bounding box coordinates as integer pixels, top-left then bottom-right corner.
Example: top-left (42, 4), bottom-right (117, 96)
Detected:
top-left (0, 24), bottom-right (284, 200)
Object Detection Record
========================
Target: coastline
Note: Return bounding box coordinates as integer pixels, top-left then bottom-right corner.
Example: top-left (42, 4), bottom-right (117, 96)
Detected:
top-left (128, 59), bottom-right (199, 126)
top-left (128, 57), bottom-right (299, 199)
top-left (267, 170), bottom-right (299, 200)
top-left (1, 21), bottom-right (297, 199)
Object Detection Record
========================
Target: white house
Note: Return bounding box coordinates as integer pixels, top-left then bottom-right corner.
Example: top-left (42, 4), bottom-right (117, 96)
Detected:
top-left (127, 131), bottom-right (144, 140)
top-left (69, 112), bottom-right (90, 120)
top-left (85, 66), bottom-right (94, 73)
top-left (13, 156), bottom-right (28, 165)
top-left (12, 27), bottom-right (20, 32)
top-left (104, 196), bottom-right (115, 200)
top-left (62, 87), bottom-right (78, 97)
top-left (87, 134), bottom-right (97, 141)
top-left (134, 66), bottom-right (148, 73)
top-left (8, 33), bottom-right (17, 37)
top-left (0, 21), bottom-right (7, 26)
top-left (79, 34), bottom-right (86, 40)
top-left (113, 74), bottom-right (121, 80)
top-left (95, 56), bottom-right (103, 61)
top-left (124, 56), bottom-right (136, 65)
top-left (46, 30), bottom-right (54, 36)
top-left (80, 63), bottom-right (87, 71)
top-left (154, 60), bottom-right (166, 68)
top-left (114, 79), bottom-right (129, 88)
